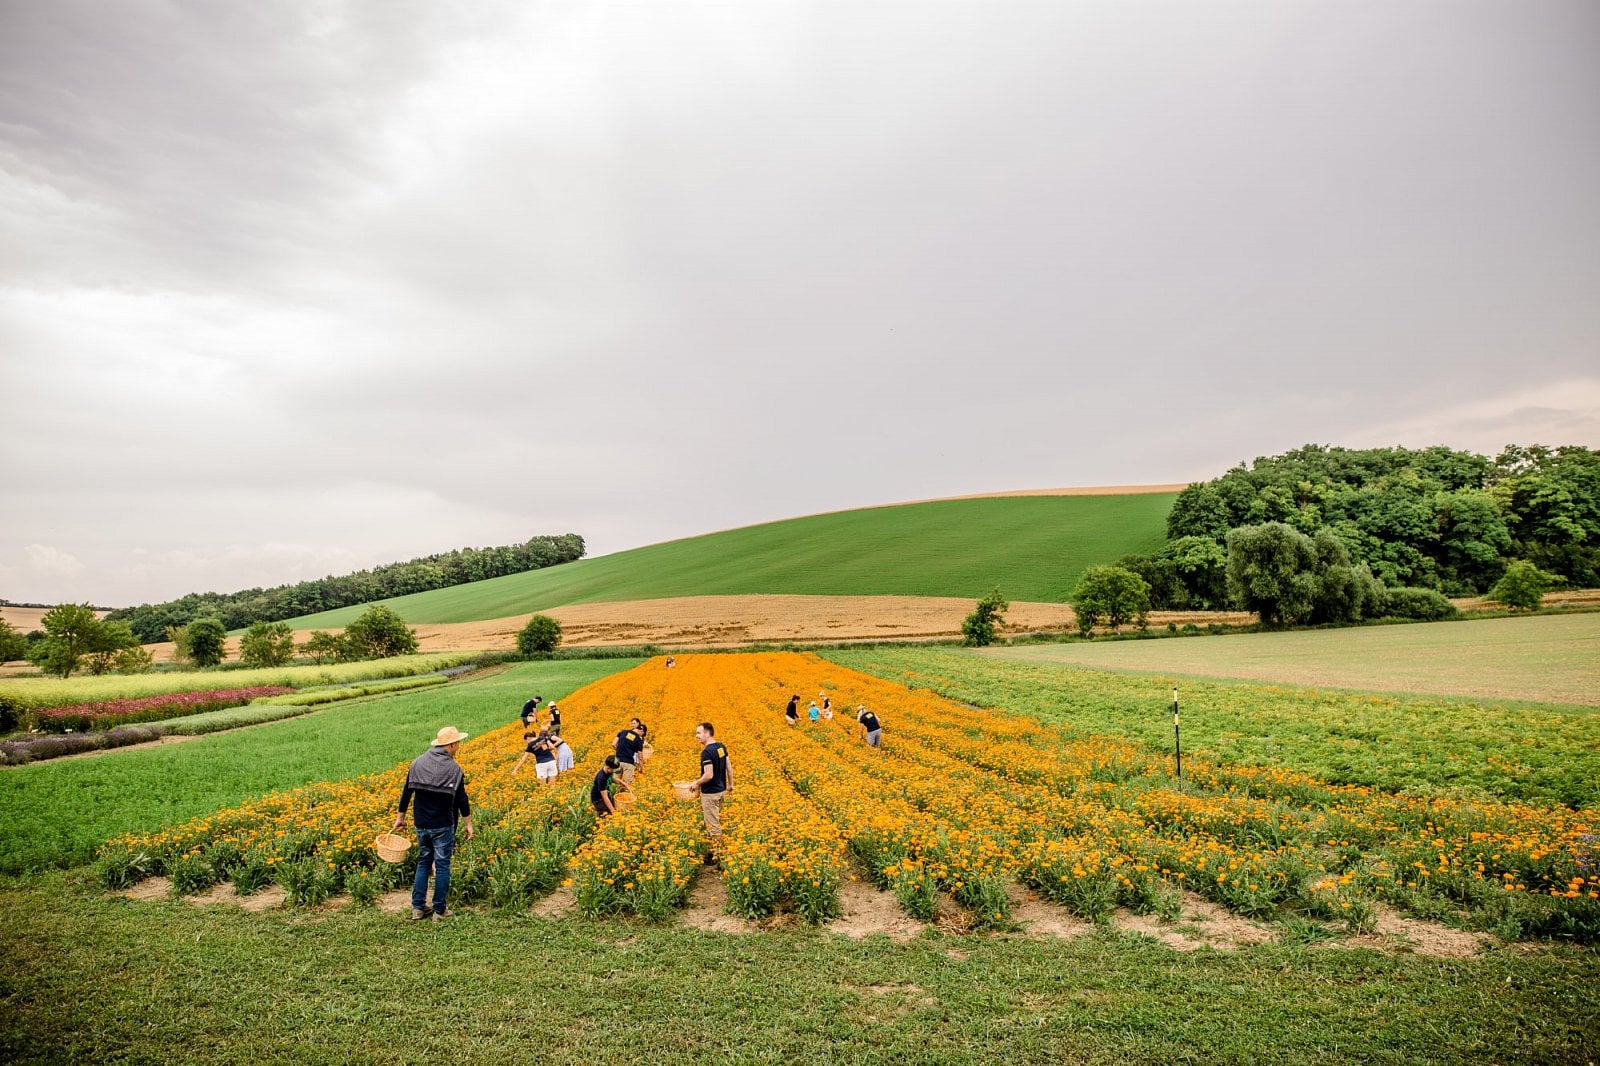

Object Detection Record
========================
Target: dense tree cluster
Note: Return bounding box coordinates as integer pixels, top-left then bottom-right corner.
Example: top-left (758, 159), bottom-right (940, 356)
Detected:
top-left (1110, 443), bottom-right (1595, 627)
top-left (107, 534), bottom-right (585, 643)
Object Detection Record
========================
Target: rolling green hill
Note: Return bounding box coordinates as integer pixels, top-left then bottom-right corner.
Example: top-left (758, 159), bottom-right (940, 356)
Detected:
top-left (281, 493), bottom-right (1177, 628)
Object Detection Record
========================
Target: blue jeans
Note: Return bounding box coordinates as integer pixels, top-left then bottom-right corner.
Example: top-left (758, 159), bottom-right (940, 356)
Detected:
top-left (412, 825), bottom-right (456, 912)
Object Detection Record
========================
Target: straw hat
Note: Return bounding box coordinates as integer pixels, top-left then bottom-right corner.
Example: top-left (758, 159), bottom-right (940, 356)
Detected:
top-left (432, 726), bottom-right (469, 747)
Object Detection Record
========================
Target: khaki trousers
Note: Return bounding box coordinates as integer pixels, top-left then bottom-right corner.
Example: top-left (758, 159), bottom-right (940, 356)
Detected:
top-left (699, 790), bottom-right (724, 838)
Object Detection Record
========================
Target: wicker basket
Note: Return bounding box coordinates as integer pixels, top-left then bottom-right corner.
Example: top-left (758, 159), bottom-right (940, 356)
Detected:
top-left (614, 792), bottom-right (637, 809)
top-left (671, 781), bottom-right (698, 802)
top-left (640, 744), bottom-right (655, 763)
top-left (374, 832), bottom-right (411, 863)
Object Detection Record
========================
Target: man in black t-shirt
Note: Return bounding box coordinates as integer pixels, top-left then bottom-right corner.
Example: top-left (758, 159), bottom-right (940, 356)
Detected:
top-left (615, 719), bottom-right (645, 783)
top-left (546, 701), bottom-right (561, 732)
top-left (590, 755), bottom-right (629, 816)
top-left (519, 695), bottom-right (543, 729)
top-left (856, 705), bottom-right (883, 748)
top-left (688, 721), bottom-right (732, 862)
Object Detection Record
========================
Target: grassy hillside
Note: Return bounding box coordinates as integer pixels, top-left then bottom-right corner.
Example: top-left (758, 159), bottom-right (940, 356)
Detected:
top-left (282, 493), bottom-right (1175, 628)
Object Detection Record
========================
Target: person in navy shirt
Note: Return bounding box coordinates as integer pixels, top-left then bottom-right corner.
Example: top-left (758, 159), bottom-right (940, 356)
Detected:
top-left (856, 705), bottom-right (883, 748)
top-left (688, 721), bottom-right (732, 862)
top-left (615, 720), bottom-right (645, 783)
top-left (590, 755), bottom-right (629, 816)
top-left (519, 695), bottom-right (543, 729)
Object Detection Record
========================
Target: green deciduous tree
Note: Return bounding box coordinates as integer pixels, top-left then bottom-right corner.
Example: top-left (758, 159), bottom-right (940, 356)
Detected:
top-left (239, 621), bottom-right (297, 668)
top-left (1226, 524), bottom-right (1320, 627)
top-left (27, 603), bottom-right (105, 679)
top-left (113, 645), bottom-right (155, 674)
top-left (1072, 566), bottom-right (1151, 636)
top-left (1488, 560), bottom-right (1557, 611)
top-left (186, 617), bottom-right (228, 668)
top-left (83, 620), bottom-right (140, 676)
top-left (0, 618), bottom-right (27, 664)
top-left (301, 631), bottom-right (347, 665)
top-left (961, 587), bottom-right (1008, 647)
top-left (342, 605), bottom-right (418, 659)
top-left (516, 614), bottom-right (563, 655)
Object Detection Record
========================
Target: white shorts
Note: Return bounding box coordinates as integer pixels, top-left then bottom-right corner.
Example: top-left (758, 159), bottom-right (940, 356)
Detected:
top-left (535, 762), bottom-right (558, 781)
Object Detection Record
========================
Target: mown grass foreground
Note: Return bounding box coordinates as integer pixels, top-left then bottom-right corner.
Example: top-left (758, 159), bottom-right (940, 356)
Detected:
top-left (2, 873), bottom-right (1595, 1065)
top-left (279, 493), bottom-right (1175, 628)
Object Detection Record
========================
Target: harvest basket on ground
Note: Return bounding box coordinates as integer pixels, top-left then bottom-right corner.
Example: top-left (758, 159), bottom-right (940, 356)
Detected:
top-left (640, 744), bottom-right (655, 763)
top-left (614, 792), bottom-right (637, 809)
top-left (672, 781), bottom-right (697, 802)
top-left (373, 833), bottom-right (411, 863)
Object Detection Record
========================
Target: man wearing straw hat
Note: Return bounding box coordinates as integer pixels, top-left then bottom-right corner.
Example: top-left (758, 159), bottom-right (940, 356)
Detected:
top-left (392, 726), bottom-right (475, 921)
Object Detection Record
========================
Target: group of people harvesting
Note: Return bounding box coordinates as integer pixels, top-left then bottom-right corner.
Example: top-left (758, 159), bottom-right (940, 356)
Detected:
top-left (785, 689), bottom-right (884, 746)
top-left (392, 677), bottom-right (883, 920)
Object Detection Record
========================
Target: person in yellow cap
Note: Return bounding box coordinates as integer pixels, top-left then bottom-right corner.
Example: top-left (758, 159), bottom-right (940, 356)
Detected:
top-left (392, 726), bottom-right (475, 921)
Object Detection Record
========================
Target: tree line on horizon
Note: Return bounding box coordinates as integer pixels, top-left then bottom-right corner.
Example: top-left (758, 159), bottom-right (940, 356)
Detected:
top-left (1105, 443), bottom-right (1596, 621)
top-left (104, 534), bottom-right (585, 643)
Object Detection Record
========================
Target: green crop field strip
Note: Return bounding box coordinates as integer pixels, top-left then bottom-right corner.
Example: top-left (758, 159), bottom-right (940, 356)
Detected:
top-left (980, 613), bottom-right (1600, 707)
top-left (279, 493), bottom-right (1175, 628)
top-left (0, 652), bottom-right (480, 713)
top-left (0, 660), bottom-right (639, 875)
top-left (824, 647), bottom-right (1600, 807)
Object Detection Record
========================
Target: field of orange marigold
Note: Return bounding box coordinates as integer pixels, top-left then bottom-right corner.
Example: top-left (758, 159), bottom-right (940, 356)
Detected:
top-left (99, 653), bottom-right (1599, 941)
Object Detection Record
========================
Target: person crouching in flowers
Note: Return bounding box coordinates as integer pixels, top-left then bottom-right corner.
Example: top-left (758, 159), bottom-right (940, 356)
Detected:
top-left (785, 694), bottom-right (800, 726)
top-left (807, 700), bottom-right (821, 723)
top-left (687, 722), bottom-right (732, 866)
top-left (819, 690), bottom-right (833, 719)
top-left (591, 755), bottom-right (630, 817)
top-left (856, 705), bottom-right (883, 748)
top-left (392, 726), bottom-right (474, 921)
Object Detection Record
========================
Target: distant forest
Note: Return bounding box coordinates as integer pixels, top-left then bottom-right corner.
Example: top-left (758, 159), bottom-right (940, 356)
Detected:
top-left (107, 534), bottom-right (585, 642)
top-left (1133, 444), bottom-right (1598, 608)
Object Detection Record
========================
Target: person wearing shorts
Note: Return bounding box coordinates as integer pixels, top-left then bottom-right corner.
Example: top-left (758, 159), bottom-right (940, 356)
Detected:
top-left (511, 729), bottom-right (558, 782)
top-left (519, 695), bottom-right (543, 729)
top-left (857, 705), bottom-right (882, 748)
top-left (784, 695), bottom-right (799, 726)
top-left (688, 722), bottom-right (731, 864)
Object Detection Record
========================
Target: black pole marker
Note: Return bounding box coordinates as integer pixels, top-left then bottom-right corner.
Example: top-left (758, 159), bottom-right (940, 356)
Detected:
top-left (1172, 685), bottom-right (1182, 787)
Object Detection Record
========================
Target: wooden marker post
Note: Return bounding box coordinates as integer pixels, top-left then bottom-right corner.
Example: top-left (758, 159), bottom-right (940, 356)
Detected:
top-left (1171, 685), bottom-right (1182, 787)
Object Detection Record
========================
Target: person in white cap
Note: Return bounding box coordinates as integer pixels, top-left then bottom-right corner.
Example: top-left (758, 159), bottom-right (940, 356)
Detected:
top-left (392, 726), bottom-right (475, 921)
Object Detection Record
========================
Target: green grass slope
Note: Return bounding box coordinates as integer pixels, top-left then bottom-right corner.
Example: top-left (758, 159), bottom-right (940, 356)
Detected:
top-left (282, 493), bottom-right (1176, 628)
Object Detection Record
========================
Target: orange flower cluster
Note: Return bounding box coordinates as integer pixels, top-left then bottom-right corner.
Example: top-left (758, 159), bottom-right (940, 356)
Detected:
top-left (100, 652), bottom-right (1598, 940)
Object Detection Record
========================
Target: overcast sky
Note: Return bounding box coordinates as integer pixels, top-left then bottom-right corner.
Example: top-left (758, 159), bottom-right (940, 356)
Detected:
top-left (2, 1), bottom-right (1597, 607)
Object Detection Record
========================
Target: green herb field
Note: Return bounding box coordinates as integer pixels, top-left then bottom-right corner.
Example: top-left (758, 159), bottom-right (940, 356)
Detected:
top-left (279, 493), bottom-right (1175, 628)
top-left (0, 652), bottom-right (480, 713)
top-left (982, 612), bottom-right (1600, 707)
top-left (824, 647), bottom-right (1600, 807)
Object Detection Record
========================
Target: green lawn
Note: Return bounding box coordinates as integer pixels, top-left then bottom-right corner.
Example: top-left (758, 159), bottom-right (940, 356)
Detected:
top-left (1, 871), bottom-right (1594, 1065)
top-left (983, 613), bottom-right (1600, 707)
top-left (824, 647), bottom-right (1600, 807)
top-left (280, 494), bottom-right (1175, 628)
top-left (0, 660), bottom-right (639, 875)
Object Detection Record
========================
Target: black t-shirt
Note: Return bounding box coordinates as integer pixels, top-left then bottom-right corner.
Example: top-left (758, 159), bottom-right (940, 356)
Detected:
top-left (520, 698), bottom-right (540, 722)
top-left (785, 697), bottom-right (798, 719)
top-left (547, 706), bottom-right (561, 729)
top-left (528, 736), bottom-right (555, 764)
top-left (590, 768), bottom-right (614, 811)
top-left (859, 711), bottom-right (881, 732)
top-left (699, 742), bottom-right (729, 794)
top-left (616, 729), bottom-right (642, 762)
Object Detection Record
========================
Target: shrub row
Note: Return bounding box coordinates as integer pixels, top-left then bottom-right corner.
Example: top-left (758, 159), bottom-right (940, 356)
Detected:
top-left (27, 687), bottom-right (294, 734)
top-left (0, 703), bottom-right (321, 765)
